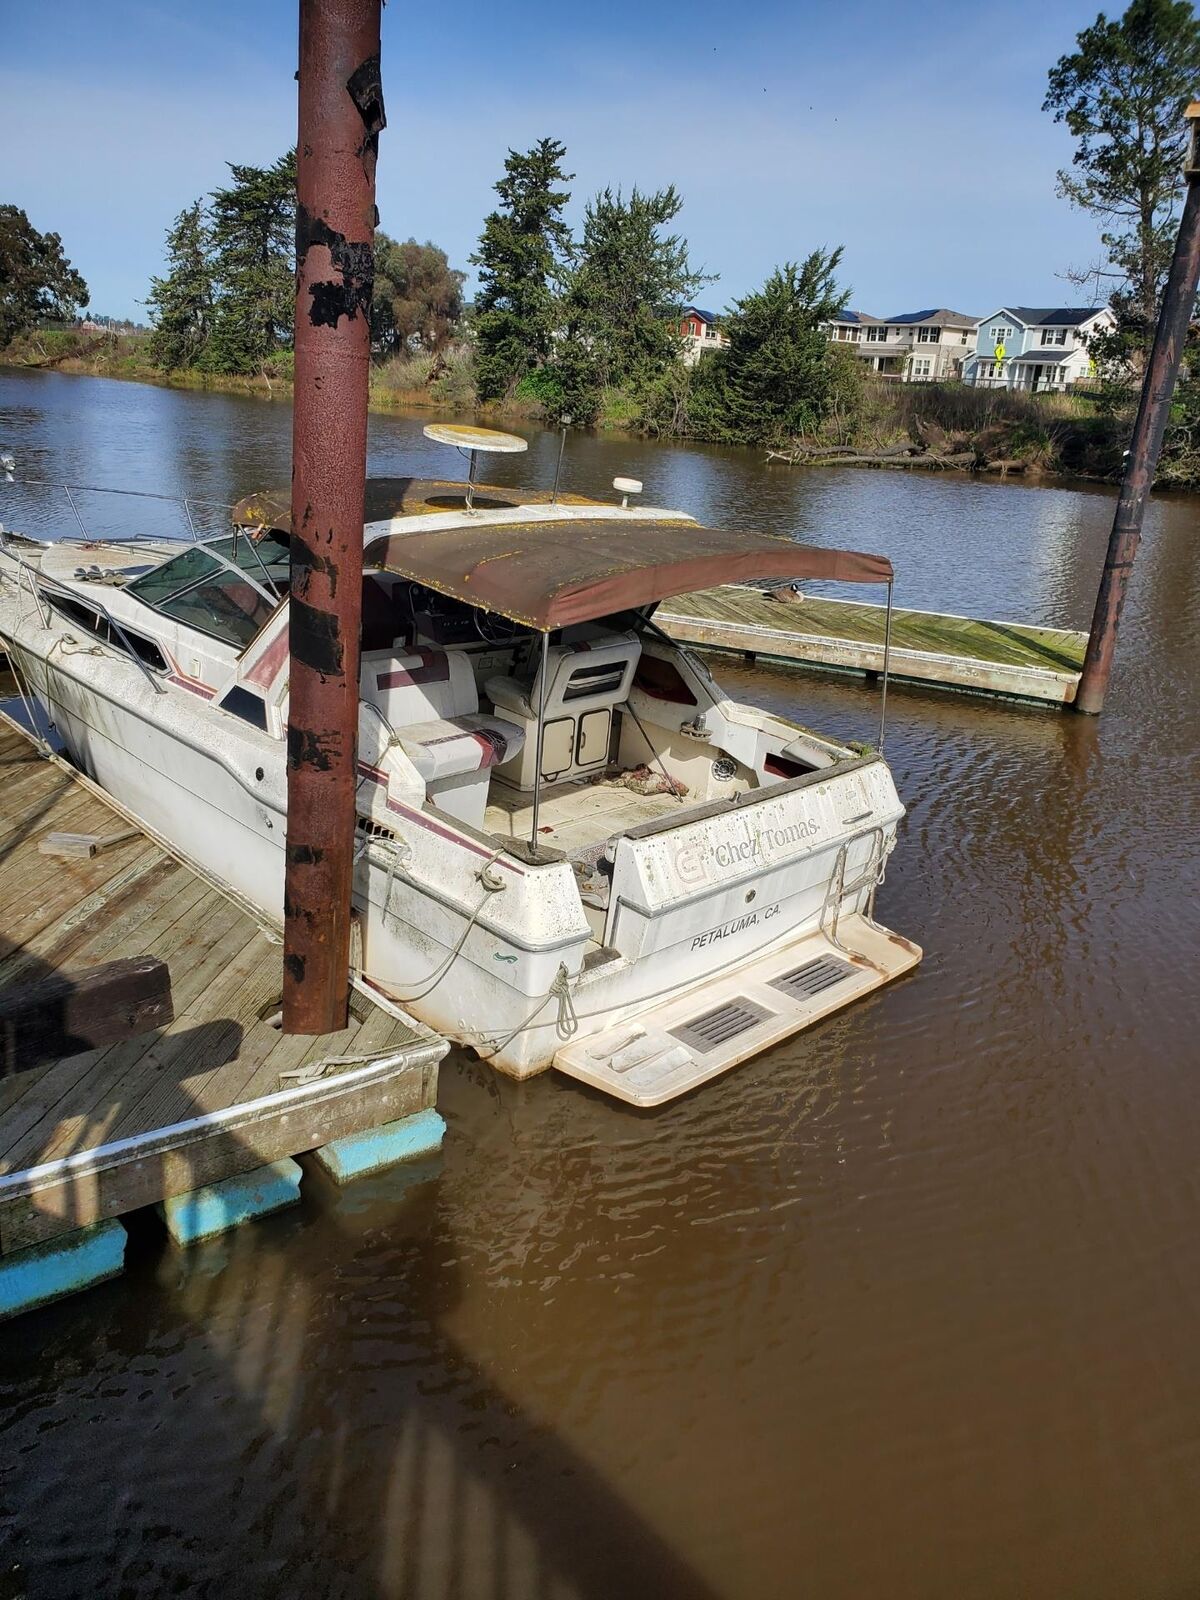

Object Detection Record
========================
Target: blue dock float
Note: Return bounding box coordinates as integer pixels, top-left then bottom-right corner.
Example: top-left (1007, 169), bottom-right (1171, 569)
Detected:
top-left (160, 1158), bottom-right (304, 1247)
top-left (0, 1218), bottom-right (127, 1322)
top-left (313, 1107), bottom-right (447, 1184)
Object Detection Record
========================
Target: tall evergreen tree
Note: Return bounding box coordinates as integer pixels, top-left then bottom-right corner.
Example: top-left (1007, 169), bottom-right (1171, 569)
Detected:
top-left (146, 201), bottom-right (214, 370)
top-left (0, 206), bottom-right (88, 348)
top-left (1045, 0), bottom-right (1200, 356)
top-left (561, 185), bottom-right (710, 417)
top-left (716, 251), bottom-right (850, 444)
top-left (204, 151), bottom-right (296, 374)
top-left (470, 138), bottom-right (573, 401)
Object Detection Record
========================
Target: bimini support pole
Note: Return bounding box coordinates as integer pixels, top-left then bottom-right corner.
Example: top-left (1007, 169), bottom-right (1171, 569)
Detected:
top-left (1076, 102), bottom-right (1200, 716)
top-left (283, 0), bottom-right (384, 1035)
top-left (530, 632), bottom-right (550, 852)
top-left (877, 579), bottom-right (893, 754)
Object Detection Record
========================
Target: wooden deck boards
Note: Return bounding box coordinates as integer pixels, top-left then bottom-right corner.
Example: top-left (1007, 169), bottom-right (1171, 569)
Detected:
top-left (0, 715), bottom-right (447, 1255)
top-left (659, 586), bottom-right (1089, 704)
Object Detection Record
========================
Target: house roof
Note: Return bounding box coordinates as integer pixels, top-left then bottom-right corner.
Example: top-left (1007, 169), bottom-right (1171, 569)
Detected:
top-left (681, 306), bottom-right (721, 323)
top-left (363, 519), bottom-right (893, 631)
top-left (831, 310), bottom-right (882, 325)
top-left (980, 306), bottom-right (1107, 328)
top-left (884, 308), bottom-right (977, 327)
top-left (1007, 349), bottom-right (1074, 363)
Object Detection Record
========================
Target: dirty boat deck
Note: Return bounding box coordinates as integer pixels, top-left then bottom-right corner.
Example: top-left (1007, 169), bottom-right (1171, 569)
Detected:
top-left (0, 714), bottom-right (447, 1314)
top-left (658, 586), bottom-right (1088, 704)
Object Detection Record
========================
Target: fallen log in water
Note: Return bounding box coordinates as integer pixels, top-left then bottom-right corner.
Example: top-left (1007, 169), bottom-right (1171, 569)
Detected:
top-left (767, 442), bottom-right (971, 469)
top-left (793, 451), bottom-right (977, 470)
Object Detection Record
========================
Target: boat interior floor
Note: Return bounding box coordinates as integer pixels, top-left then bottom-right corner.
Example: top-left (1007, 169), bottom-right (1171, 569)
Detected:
top-left (484, 776), bottom-right (684, 858)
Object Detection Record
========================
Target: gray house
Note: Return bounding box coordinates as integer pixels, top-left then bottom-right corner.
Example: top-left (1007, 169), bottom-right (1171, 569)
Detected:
top-left (827, 308), bottom-right (978, 382)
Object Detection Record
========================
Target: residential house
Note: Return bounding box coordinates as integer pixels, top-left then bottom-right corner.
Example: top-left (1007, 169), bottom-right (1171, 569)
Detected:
top-left (827, 309), bottom-right (977, 381)
top-left (676, 306), bottom-right (729, 366)
top-left (964, 307), bottom-right (1115, 392)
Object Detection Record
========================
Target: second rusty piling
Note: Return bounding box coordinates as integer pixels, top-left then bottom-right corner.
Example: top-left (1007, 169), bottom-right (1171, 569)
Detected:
top-left (1076, 103), bottom-right (1200, 716)
top-left (282, 0), bottom-right (384, 1034)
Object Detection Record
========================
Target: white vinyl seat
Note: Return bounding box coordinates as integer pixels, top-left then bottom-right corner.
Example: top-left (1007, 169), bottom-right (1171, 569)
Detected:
top-left (362, 643), bottom-right (524, 829)
top-left (398, 714), bottom-right (524, 782)
top-left (485, 631), bottom-right (641, 789)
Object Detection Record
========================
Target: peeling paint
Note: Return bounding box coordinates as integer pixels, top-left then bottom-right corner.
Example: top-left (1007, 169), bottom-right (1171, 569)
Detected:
top-left (296, 204), bottom-right (374, 329)
top-left (291, 596), bottom-right (344, 677)
top-left (346, 53), bottom-right (386, 155)
top-left (287, 724), bottom-right (340, 773)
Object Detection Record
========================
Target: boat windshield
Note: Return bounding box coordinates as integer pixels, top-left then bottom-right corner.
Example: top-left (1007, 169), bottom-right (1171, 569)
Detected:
top-left (126, 532), bottom-right (290, 649)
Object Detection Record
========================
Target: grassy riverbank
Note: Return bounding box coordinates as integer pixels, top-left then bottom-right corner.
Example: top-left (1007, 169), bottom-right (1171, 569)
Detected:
top-left (0, 325), bottom-right (1156, 483)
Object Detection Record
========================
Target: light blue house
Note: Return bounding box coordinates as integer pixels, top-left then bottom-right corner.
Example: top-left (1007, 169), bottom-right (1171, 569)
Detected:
top-left (964, 306), bottom-right (1115, 392)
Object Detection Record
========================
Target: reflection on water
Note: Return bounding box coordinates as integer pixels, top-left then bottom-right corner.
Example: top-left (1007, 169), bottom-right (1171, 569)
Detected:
top-left (1, 369), bottom-right (1199, 1599)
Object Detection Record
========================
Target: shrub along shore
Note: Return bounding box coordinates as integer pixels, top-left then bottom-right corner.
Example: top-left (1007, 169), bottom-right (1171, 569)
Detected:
top-left (3, 324), bottom-right (1150, 486)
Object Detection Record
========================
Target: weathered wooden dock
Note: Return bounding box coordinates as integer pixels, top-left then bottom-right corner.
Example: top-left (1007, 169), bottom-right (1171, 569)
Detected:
top-left (659, 586), bottom-right (1088, 705)
top-left (0, 713), bottom-right (448, 1319)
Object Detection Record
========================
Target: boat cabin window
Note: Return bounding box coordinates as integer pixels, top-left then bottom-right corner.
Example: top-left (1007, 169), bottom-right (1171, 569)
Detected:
top-left (47, 592), bottom-right (168, 672)
top-left (217, 684), bottom-right (269, 731)
top-left (126, 532), bottom-right (289, 650)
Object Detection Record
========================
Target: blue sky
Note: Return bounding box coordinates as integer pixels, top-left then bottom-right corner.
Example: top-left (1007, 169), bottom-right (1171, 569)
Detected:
top-left (1, 0), bottom-right (1115, 324)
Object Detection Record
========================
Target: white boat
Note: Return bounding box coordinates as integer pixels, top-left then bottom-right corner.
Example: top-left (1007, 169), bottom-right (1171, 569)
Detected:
top-left (0, 435), bottom-right (920, 1106)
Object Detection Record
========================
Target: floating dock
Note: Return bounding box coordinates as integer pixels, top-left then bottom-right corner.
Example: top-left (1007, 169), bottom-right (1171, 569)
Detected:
top-left (0, 714), bottom-right (448, 1319)
top-left (659, 586), bottom-right (1088, 705)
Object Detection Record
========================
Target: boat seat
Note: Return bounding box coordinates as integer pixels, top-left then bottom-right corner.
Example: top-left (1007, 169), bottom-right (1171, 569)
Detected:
top-left (484, 631), bottom-right (641, 790)
top-left (397, 714), bottom-right (525, 782)
top-left (486, 631), bottom-right (641, 722)
top-left (361, 644), bottom-right (476, 726)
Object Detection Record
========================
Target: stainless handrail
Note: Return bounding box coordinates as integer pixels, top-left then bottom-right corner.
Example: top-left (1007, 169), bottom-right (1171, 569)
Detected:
top-left (0, 478), bottom-right (235, 544)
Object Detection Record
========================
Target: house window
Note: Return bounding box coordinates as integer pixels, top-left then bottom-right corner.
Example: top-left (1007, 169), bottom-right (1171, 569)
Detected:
top-left (866, 326), bottom-right (889, 342)
top-left (1040, 327), bottom-right (1067, 345)
top-left (917, 326), bottom-right (940, 343)
top-left (989, 325), bottom-right (1013, 343)
top-left (912, 358), bottom-right (932, 377)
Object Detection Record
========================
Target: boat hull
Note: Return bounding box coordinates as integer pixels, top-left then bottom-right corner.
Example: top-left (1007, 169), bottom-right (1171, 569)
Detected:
top-left (3, 609), bottom-right (916, 1083)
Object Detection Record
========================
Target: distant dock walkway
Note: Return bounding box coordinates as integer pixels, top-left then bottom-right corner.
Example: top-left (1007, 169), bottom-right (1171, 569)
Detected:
top-left (0, 713), bottom-right (447, 1319)
top-left (659, 586), bottom-right (1088, 705)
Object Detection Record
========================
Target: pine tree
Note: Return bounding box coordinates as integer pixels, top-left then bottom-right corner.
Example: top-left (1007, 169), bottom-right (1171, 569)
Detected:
top-left (716, 251), bottom-right (850, 445)
top-left (1045, 0), bottom-right (1200, 358)
top-left (470, 138), bottom-right (573, 401)
top-left (204, 151), bottom-right (296, 374)
top-left (146, 201), bottom-right (213, 370)
top-left (560, 185), bottom-right (710, 420)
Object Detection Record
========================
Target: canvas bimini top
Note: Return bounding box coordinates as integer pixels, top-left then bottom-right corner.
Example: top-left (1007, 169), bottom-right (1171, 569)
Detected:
top-left (363, 516), bottom-right (893, 631)
top-left (233, 477), bottom-right (893, 632)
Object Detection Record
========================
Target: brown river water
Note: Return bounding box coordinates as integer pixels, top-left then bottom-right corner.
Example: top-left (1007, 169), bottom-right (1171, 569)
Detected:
top-left (1, 369), bottom-right (1198, 1599)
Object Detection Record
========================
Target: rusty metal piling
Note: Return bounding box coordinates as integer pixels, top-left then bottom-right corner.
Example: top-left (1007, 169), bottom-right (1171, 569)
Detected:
top-left (283, 0), bottom-right (384, 1033)
top-left (1076, 103), bottom-right (1200, 716)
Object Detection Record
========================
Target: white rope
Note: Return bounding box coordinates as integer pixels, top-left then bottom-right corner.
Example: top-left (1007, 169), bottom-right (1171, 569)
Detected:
top-left (377, 844), bottom-right (509, 1004)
